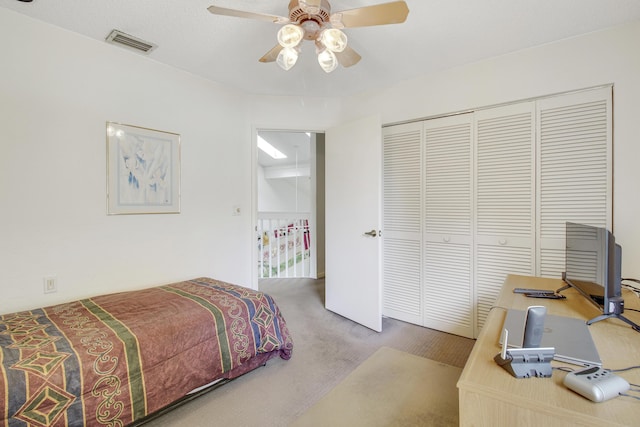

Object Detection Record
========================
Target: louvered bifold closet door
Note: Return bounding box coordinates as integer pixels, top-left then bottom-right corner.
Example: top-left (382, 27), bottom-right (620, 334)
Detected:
top-left (382, 122), bottom-right (423, 325)
top-left (537, 87), bottom-right (612, 278)
top-left (474, 102), bottom-right (536, 335)
top-left (423, 114), bottom-right (474, 338)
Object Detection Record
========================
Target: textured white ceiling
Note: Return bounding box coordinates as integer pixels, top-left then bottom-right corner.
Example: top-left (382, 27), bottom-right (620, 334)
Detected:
top-left (2, 0), bottom-right (640, 98)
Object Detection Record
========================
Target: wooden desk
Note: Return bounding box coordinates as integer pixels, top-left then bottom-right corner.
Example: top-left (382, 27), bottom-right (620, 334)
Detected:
top-left (457, 274), bottom-right (640, 426)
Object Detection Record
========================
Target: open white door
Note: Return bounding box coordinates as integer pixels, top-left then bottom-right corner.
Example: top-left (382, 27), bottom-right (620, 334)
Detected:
top-left (325, 114), bottom-right (382, 332)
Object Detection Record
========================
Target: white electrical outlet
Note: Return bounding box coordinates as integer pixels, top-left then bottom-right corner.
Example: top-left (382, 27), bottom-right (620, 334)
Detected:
top-left (43, 276), bottom-right (57, 294)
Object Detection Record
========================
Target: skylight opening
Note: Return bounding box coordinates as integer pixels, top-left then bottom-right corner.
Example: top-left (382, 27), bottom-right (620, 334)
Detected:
top-left (258, 135), bottom-right (287, 159)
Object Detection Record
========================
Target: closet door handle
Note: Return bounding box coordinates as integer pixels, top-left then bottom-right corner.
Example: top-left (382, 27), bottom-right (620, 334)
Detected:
top-left (363, 229), bottom-right (377, 237)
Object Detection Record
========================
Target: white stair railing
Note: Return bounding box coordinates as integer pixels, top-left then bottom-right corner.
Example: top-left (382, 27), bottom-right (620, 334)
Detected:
top-left (258, 213), bottom-right (311, 278)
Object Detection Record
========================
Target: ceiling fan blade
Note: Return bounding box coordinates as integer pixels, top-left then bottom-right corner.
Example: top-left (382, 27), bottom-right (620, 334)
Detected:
top-left (331, 1), bottom-right (409, 28)
top-left (207, 6), bottom-right (290, 24)
top-left (335, 46), bottom-right (362, 68)
top-left (259, 45), bottom-right (284, 63)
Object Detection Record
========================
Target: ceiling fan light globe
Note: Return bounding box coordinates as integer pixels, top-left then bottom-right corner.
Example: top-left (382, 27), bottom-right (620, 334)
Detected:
top-left (277, 47), bottom-right (299, 71)
top-left (321, 28), bottom-right (347, 52)
top-left (317, 49), bottom-right (338, 73)
top-left (277, 24), bottom-right (304, 48)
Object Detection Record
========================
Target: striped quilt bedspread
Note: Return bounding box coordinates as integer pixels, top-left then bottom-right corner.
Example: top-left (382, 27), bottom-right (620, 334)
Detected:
top-left (0, 277), bottom-right (293, 426)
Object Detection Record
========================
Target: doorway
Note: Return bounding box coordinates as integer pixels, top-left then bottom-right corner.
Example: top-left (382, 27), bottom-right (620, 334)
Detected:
top-left (256, 130), bottom-right (325, 281)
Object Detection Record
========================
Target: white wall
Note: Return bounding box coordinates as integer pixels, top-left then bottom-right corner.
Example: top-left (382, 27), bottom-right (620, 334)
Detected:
top-left (257, 166), bottom-right (311, 212)
top-left (248, 95), bottom-right (344, 132)
top-left (0, 9), bottom-right (253, 313)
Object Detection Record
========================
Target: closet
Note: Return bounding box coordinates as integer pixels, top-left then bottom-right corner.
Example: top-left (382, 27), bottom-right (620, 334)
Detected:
top-left (382, 86), bottom-right (612, 338)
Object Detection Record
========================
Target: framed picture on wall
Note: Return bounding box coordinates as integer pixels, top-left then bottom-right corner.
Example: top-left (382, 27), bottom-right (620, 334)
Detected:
top-left (106, 122), bottom-right (181, 214)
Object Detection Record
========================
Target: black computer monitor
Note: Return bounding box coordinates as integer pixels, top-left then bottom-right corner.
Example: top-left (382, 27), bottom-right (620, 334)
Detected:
top-left (560, 222), bottom-right (639, 331)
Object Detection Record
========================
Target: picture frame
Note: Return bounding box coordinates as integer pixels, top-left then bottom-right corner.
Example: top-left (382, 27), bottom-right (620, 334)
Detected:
top-left (106, 122), bottom-right (181, 214)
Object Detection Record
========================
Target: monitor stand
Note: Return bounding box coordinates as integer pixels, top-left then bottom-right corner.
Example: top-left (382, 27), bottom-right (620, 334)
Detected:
top-left (556, 284), bottom-right (640, 332)
top-left (556, 286), bottom-right (640, 332)
top-left (587, 312), bottom-right (640, 332)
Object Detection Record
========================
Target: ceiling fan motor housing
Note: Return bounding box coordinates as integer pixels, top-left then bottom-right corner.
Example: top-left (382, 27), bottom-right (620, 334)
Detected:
top-left (288, 0), bottom-right (332, 40)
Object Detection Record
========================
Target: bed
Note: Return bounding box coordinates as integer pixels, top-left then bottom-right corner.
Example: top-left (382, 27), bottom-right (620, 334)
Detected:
top-left (0, 277), bottom-right (293, 426)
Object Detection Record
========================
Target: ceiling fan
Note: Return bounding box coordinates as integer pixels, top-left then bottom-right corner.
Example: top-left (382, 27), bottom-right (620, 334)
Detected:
top-left (207, 1), bottom-right (409, 73)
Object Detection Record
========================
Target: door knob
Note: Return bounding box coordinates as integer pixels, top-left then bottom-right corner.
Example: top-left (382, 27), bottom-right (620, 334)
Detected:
top-left (364, 229), bottom-right (377, 237)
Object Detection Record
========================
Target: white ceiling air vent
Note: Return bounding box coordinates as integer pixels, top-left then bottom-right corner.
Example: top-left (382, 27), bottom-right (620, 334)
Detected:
top-left (105, 30), bottom-right (156, 54)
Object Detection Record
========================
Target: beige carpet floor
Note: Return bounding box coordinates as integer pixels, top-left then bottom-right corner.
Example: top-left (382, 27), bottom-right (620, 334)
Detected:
top-left (292, 347), bottom-right (461, 427)
top-left (143, 278), bottom-right (474, 426)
